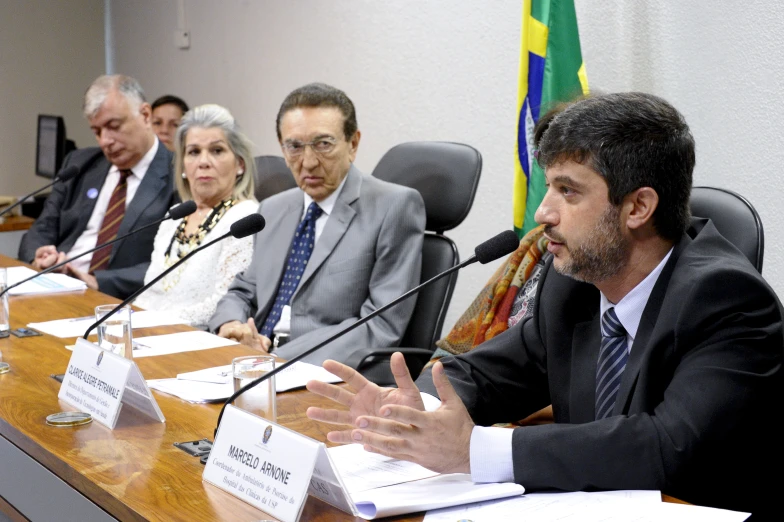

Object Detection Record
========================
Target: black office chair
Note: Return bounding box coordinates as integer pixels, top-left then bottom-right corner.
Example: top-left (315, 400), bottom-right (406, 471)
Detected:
top-left (690, 186), bottom-right (764, 273)
top-left (253, 155), bottom-right (298, 202)
top-left (345, 141), bottom-right (482, 384)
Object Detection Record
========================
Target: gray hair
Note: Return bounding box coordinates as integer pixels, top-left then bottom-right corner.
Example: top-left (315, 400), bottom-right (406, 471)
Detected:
top-left (173, 104), bottom-right (256, 202)
top-left (83, 75), bottom-right (147, 118)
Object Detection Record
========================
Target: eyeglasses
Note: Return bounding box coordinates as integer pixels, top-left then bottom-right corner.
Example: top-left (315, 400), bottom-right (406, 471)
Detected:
top-left (281, 137), bottom-right (338, 158)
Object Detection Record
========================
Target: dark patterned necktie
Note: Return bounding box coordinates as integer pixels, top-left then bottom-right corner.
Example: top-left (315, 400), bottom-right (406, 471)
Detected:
top-left (260, 202), bottom-right (323, 338)
top-left (89, 169), bottom-right (131, 273)
top-left (595, 307), bottom-right (629, 419)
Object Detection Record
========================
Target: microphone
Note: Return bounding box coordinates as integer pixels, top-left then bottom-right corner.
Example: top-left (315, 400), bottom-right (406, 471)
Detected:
top-left (0, 165), bottom-right (81, 218)
top-left (214, 229), bottom-right (520, 433)
top-left (0, 201), bottom-right (198, 299)
top-left (81, 213), bottom-right (265, 339)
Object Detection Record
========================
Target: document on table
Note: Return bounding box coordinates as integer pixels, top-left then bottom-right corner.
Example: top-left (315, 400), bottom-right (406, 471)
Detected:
top-left (323, 443), bottom-right (524, 520)
top-left (132, 330), bottom-right (238, 358)
top-left (6, 266), bottom-right (86, 295)
top-left (147, 360), bottom-right (342, 402)
top-left (423, 490), bottom-right (749, 522)
top-left (27, 310), bottom-right (186, 338)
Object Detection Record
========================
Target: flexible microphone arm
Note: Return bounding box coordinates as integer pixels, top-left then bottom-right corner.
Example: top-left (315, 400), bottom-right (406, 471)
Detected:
top-left (0, 201), bottom-right (197, 299)
top-left (81, 232), bottom-right (232, 339)
top-left (0, 165), bottom-right (80, 219)
top-left (82, 212), bottom-right (265, 340)
top-left (214, 229), bottom-right (521, 433)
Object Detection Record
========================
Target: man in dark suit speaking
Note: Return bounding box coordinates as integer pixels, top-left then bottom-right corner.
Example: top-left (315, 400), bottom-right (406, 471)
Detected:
top-left (209, 83), bottom-right (425, 365)
top-left (306, 93), bottom-right (783, 519)
top-left (19, 75), bottom-right (177, 299)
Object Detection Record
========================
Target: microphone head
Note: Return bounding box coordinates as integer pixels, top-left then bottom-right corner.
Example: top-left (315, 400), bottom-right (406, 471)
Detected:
top-left (230, 213), bottom-right (266, 238)
top-left (56, 165), bottom-right (80, 182)
top-left (168, 200), bottom-right (197, 220)
top-left (474, 230), bottom-right (520, 264)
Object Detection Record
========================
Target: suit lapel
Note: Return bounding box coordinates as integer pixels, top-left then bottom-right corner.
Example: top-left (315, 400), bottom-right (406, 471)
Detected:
top-left (614, 232), bottom-right (693, 415)
top-left (255, 196), bottom-right (303, 313)
top-left (73, 158), bottom-right (111, 246)
top-left (571, 315), bottom-right (602, 423)
top-left (293, 167), bottom-right (361, 299)
top-left (114, 144), bottom-right (168, 242)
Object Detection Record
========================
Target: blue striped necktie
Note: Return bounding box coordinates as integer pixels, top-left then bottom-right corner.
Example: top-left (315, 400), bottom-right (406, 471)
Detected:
top-left (595, 307), bottom-right (629, 419)
top-left (260, 202), bottom-right (323, 338)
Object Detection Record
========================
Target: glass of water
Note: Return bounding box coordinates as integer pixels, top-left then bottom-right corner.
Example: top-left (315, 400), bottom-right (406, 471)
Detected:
top-left (232, 355), bottom-right (276, 422)
top-left (0, 268), bottom-right (10, 337)
top-left (94, 305), bottom-right (133, 359)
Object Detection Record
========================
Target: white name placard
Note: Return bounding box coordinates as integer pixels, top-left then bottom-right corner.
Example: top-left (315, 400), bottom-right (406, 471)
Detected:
top-left (204, 405), bottom-right (330, 522)
top-left (58, 338), bottom-right (165, 429)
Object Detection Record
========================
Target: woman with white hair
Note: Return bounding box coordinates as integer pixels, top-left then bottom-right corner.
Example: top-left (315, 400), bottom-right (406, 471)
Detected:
top-left (135, 104), bottom-right (258, 326)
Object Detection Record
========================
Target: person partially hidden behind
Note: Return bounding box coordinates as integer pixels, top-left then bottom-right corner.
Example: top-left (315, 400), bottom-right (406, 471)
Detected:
top-left (151, 94), bottom-right (189, 151)
top-left (208, 83), bottom-right (425, 365)
top-left (18, 75), bottom-right (177, 299)
top-left (306, 92), bottom-right (783, 520)
top-left (134, 104), bottom-right (257, 326)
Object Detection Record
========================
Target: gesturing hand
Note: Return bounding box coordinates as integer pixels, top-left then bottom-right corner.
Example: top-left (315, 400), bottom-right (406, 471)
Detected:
top-left (306, 352), bottom-right (426, 444)
top-left (350, 359), bottom-right (474, 474)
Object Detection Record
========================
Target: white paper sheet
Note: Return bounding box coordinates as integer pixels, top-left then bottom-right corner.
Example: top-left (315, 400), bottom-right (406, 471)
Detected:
top-left (27, 310), bottom-right (186, 338)
top-left (353, 473), bottom-right (524, 520)
top-left (177, 360), bottom-right (342, 391)
top-left (131, 330), bottom-right (237, 357)
top-left (423, 490), bottom-right (749, 522)
top-left (148, 361), bottom-right (343, 402)
top-left (327, 443), bottom-right (440, 494)
top-left (6, 266), bottom-right (86, 295)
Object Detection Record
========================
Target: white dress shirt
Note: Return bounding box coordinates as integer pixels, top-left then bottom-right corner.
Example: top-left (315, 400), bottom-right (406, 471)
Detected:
top-left (67, 140), bottom-right (160, 272)
top-left (272, 175), bottom-right (349, 335)
top-left (446, 248), bottom-right (674, 483)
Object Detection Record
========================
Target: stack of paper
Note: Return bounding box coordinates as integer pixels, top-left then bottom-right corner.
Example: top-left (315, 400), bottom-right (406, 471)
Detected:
top-left (6, 266), bottom-right (86, 296)
top-left (320, 444), bottom-right (525, 520)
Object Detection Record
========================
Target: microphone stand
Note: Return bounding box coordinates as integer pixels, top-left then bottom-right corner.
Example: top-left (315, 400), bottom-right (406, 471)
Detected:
top-left (82, 231), bottom-right (233, 339)
top-left (213, 254), bottom-right (479, 434)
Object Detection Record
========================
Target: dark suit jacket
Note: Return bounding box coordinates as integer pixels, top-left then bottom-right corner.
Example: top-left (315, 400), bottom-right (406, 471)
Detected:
top-left (18, 144), bottom-right (176, 299)
top-left (419, 218), bottom-right (783, 519)
top-left (208, 166), bottom-right (426, 365)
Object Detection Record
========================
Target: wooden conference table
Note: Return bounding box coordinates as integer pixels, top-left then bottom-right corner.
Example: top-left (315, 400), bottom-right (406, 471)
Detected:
top-left (0, 255), bottom-right (684, 521)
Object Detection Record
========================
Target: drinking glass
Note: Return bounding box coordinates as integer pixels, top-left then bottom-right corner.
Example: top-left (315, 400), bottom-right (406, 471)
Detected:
top-left (94, 305), bottom-right (133, 359)
top-left (0, 268), bottom-right (9, 336)
top-left (232, 355), bottom-right (276, 422)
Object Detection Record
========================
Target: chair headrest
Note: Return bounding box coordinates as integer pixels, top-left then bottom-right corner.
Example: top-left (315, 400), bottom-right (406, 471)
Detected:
top-left (372, 142), bottom-right (482, 232)
top-left (690, 186), bottom-right (764, 272)
top-left (253, 155), bottom-right (298, 202)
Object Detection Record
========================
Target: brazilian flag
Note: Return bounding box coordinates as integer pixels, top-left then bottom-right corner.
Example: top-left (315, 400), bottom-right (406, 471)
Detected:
top-left (513, 0), bottom-right (589, 237)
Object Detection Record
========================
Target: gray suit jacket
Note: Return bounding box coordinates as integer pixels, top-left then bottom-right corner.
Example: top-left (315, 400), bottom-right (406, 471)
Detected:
top-left (209, 166), bottom-right (426, 365)
top-left (418, 218), bottom-right (783, 518)
top-left (18, 144), bottom-right (176, 299)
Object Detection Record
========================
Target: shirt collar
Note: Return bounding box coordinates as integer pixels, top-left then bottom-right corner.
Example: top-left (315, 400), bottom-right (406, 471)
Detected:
top-left (109, 137), bottom-right (159, 179)
top-left (600, 247), bottom-right (674, 342)
top-left (302, 171), bottom-right (349, 217)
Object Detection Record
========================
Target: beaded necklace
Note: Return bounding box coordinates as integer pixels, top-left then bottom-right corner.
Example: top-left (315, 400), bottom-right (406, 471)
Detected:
top-left (161, 198), bottom-right (237, 291)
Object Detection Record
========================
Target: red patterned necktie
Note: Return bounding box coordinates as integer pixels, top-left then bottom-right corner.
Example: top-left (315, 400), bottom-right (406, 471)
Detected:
top-left (89, 169), bottom-right (132, 273)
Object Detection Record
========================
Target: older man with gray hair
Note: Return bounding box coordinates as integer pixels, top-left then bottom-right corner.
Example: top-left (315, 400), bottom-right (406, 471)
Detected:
top-left (19, 74), bottom-right (177, 299)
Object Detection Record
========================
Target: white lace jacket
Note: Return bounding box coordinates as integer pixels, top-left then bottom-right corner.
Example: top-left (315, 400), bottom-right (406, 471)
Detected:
top-left (135, 199), bottom-right (257, 325)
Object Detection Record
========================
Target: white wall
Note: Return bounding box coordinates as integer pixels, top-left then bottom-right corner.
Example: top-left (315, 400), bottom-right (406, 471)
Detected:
top-left (0, 0), bottom-right (104, 196)
top-left (109, 0), bottom-right (784, 334)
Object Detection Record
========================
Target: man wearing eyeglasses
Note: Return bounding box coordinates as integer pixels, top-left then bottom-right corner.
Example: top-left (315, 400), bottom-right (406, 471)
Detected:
top-left (209, 83), bottom-right (426, 366)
